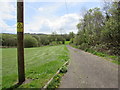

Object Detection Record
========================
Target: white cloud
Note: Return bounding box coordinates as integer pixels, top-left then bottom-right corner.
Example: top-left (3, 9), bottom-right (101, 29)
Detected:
top-left (37, 3), bottom-right (64, 17)
top-left (1, 0), bottom-right (117, 2)
top-left (0, 2), bottom-right (16, 21)
top-left (0, 2), bottom-right (16, 33)
top-left (38, 7), bottom-right (44, 12)
top-left (0, 18), bottom-right (16, 33)
top-left (24, 3), bottom-right (81, 34)
top-left (53, 13), bottom-right (81, 34)
top-left (0, 2), bottom-right (81, 34)
top-left (25, 13), bottom-right (81, 34)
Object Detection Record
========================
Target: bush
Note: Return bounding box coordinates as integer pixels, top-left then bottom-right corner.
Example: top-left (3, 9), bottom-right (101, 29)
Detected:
top-left (47, 74), bottom-right (62, 89)
top-left (60, 66), bottom-right (67, 73)
top-left (39, 35), bottom-right (50, 45)
top-left (78, 43), bottom-right (90, 50)
top-left (32, 35), bottom-right (41, 46)
top-left (24, 35), bottom-right (38, 48)
top-left (2, 34), bottom-right (17, 47)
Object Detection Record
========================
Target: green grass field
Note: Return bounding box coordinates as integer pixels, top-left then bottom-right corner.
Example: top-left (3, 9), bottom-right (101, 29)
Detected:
top-left (0, 48), bottom-right (2, 90)
top-left (65, 41), bottom-right (70, 45)
top-left (2, 45), bottom-right (69, 89)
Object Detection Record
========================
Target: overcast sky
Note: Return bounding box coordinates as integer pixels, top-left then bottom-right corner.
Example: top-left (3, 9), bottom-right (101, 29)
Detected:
top-left (0, 0), bottom-right (104, 34)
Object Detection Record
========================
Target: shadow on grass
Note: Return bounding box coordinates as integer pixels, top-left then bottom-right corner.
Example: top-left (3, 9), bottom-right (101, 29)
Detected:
top-left (2, 82), bottom-right (23, 90)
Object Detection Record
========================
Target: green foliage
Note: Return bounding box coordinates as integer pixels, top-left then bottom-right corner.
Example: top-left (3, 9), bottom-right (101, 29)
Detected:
top-left (65, 41), bottom-right (70, 45)
top-left (69, 32), bottom-right (75, 39)
top-left (101, 17), bottom-right (120, 55)
top-left (0, 34), bottom-right (2, 46)
top-left (1, 32), bottom-right (74, 48)
top-left (47, 64), bottom-right (68, 89)
top-left (32, 35), bottom-right (41, 46)
top-left (47, 73), bottom-right (63, 89)
top-left (60, 66), bottom-right (67, 73)
top-left (111, 60), bottom-right (120, 65)
top-left (2, 34), bottom-right (17, 47)
top-left (87, 49), bottom-right (106, 57)
top-left (74, 2), bottom-right (120, 56)
top-left (39, 35), bottom-right (50, 45)
top-left (86, 48), bottom-right (120, 65)
top-left (24, 35), bottom-right (38, 48)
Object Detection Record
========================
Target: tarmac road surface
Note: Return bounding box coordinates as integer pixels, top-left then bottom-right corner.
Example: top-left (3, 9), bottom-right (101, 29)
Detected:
top-left (59, 45), bottom-right (118, 88)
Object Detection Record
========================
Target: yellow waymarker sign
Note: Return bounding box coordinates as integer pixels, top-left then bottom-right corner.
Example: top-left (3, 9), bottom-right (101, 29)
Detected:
top-left (17, 22), bottom-right (23, 32)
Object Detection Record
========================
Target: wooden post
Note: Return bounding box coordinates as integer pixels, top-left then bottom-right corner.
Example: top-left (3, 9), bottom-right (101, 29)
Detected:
top-left (17, 0), bottom-right (25, 83)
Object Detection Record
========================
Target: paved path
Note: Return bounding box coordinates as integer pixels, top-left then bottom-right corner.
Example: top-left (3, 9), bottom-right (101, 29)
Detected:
top-left (59, 45), bottom-right (118, 88)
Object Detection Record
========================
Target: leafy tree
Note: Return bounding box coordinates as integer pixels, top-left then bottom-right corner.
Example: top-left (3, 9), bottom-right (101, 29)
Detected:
top-left (101, 2), bottom-right (120, 55)
top-left (39, 35), bottom-right (50, 45)
top-left (32, 35), bottom-right (41, 46)
top-left (2, 34), bottom-right (17, 47)
top-left (75, 1), bottom-right (120, 55)
top-left (69, 32), bottom-right (75, 43)
top-left (24, 35), bottom-right (38, 48)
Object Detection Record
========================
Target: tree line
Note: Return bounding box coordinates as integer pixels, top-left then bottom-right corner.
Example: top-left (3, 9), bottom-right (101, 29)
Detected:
top-left (73, 1), bottom-right (120, 56)
top-left (0, 32), bottom-right (74, 48)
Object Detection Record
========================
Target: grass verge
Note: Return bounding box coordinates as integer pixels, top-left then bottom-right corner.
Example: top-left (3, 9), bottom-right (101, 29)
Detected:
top-left (65, 41), bottom-right (70, 45)
top-left (86, 49), bottom-right (120, 65)
top-left (71, 44), bottom-right (120, 65)
top-left (46, 62), bottom-right (69, 89)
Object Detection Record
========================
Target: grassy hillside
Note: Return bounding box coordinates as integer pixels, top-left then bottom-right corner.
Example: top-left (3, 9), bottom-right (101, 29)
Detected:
top-left (2, 45), bottom-right (69, 88)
